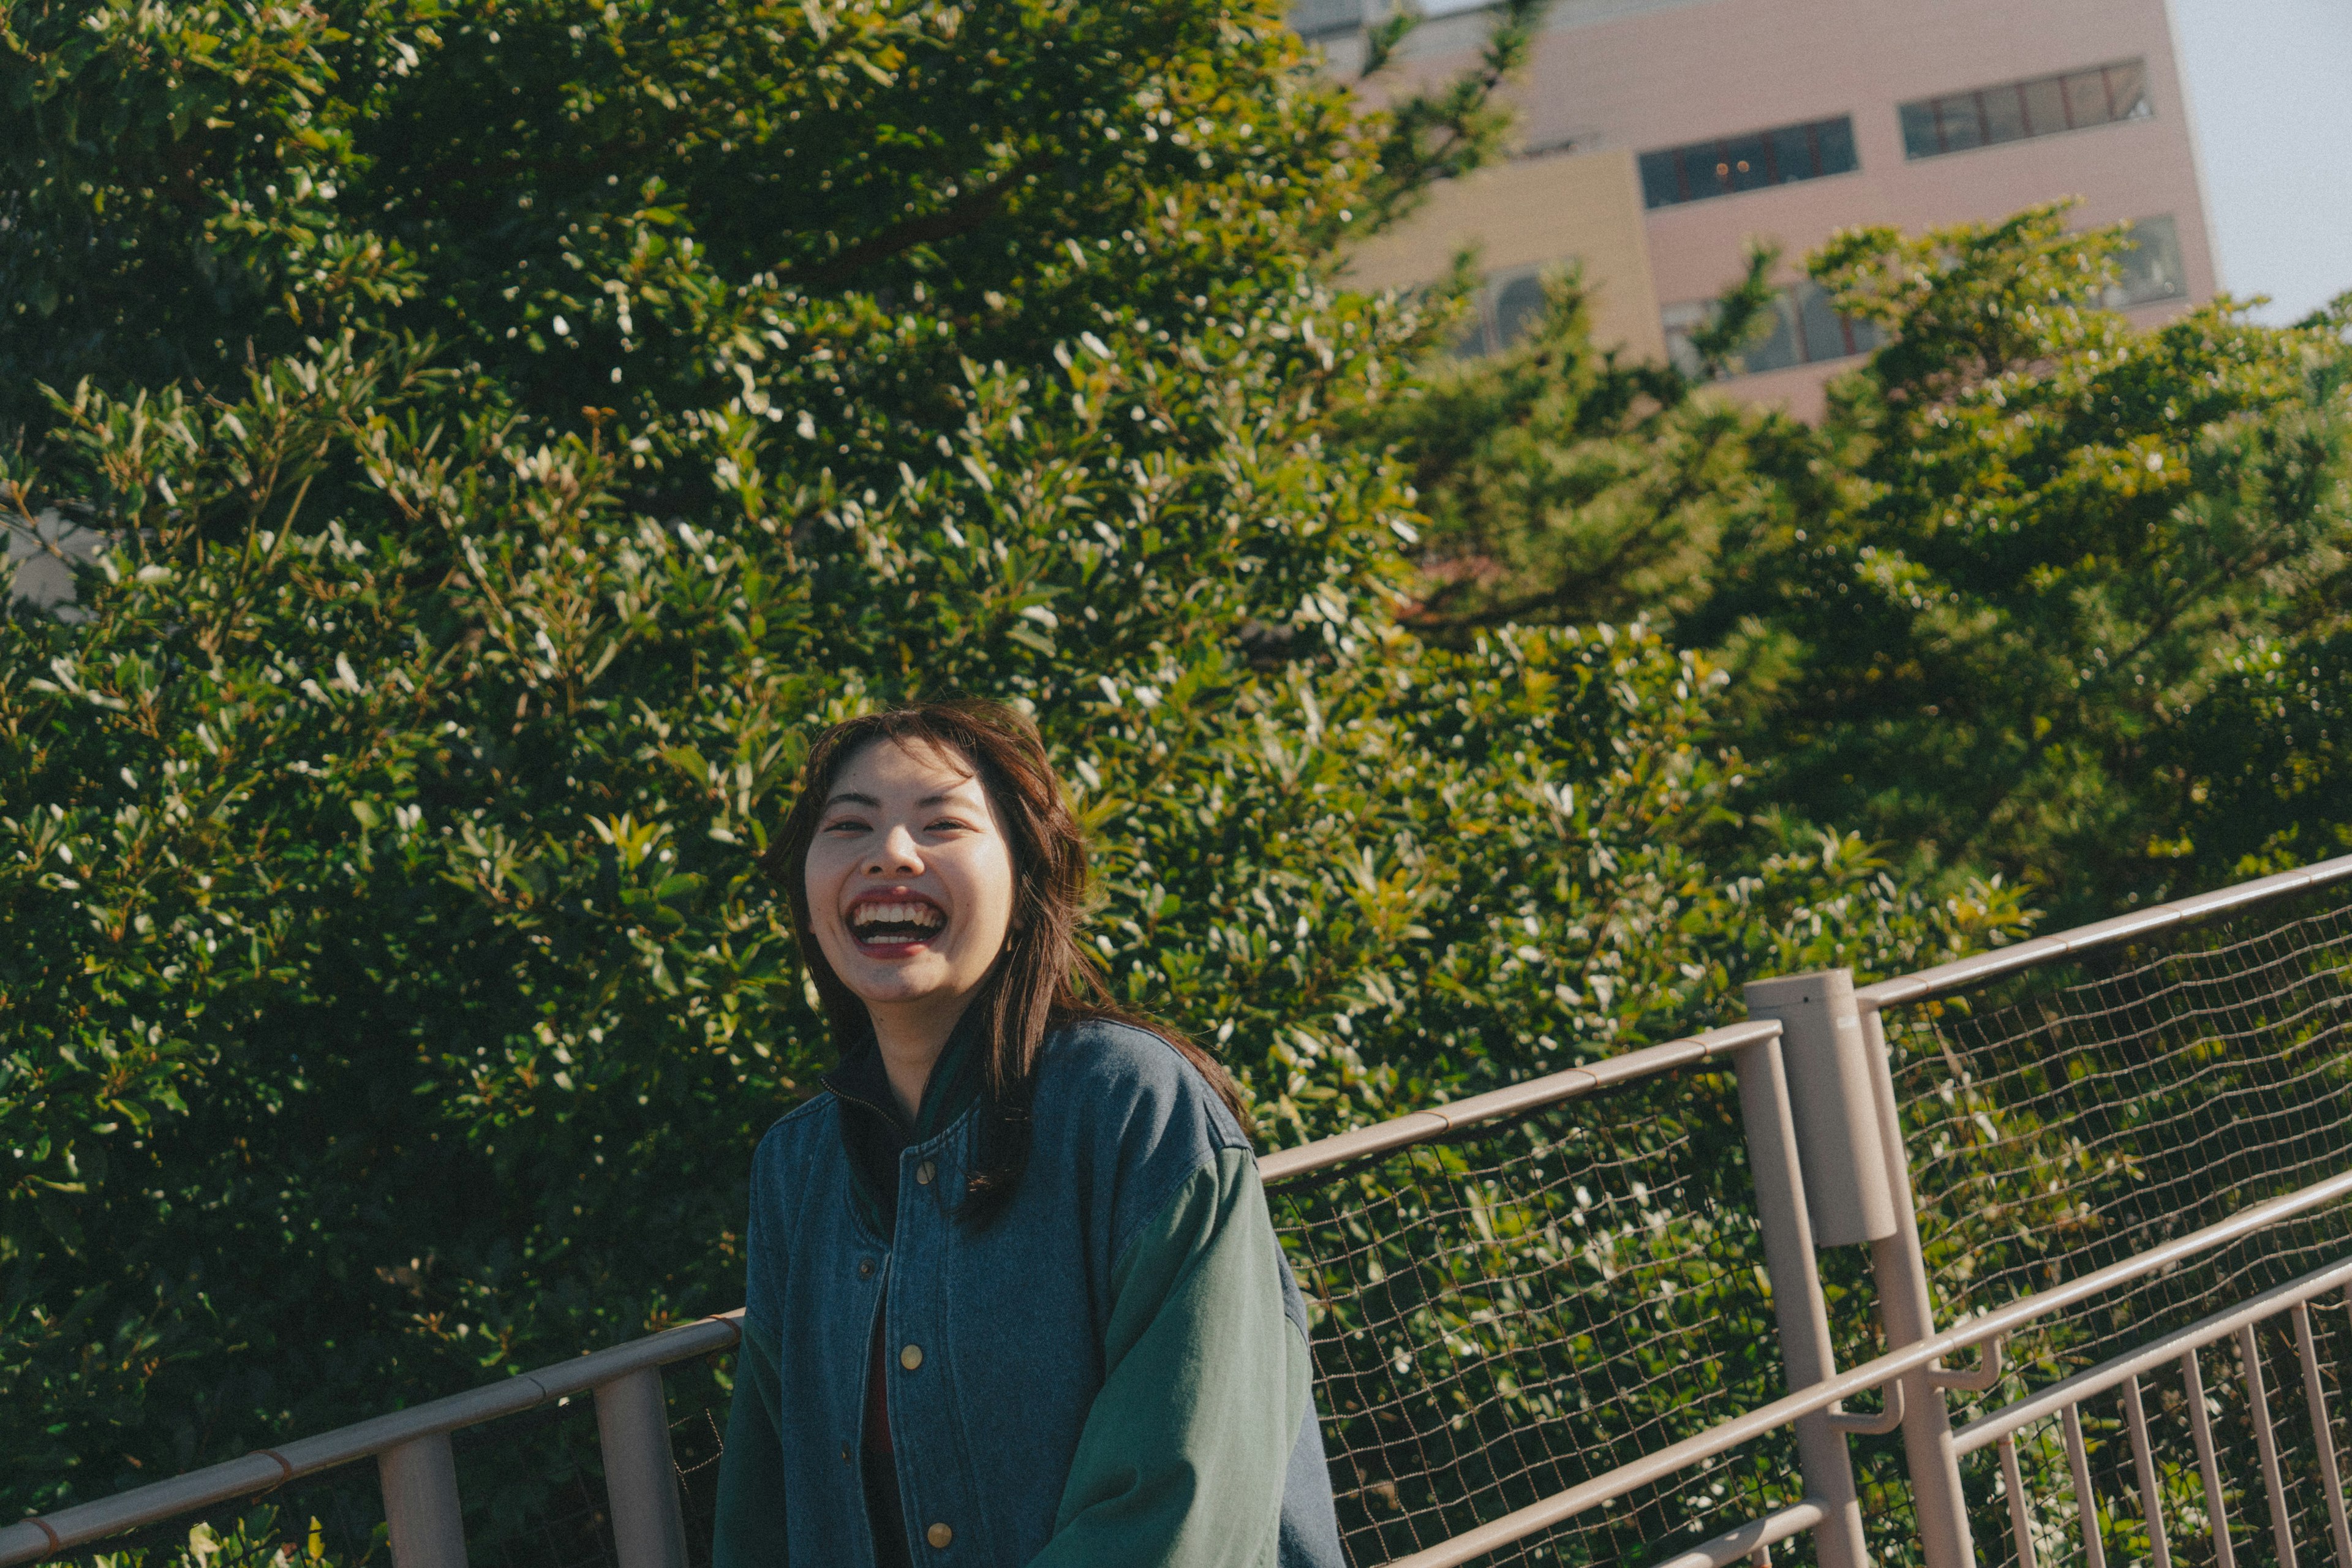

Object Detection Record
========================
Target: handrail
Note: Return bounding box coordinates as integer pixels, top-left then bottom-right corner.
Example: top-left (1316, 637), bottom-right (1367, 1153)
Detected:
top-left (17, 851), bottom-right (2351, 1568)
top-left (1376, 1159), bottom-right (2352, 1568)
top-left (1258, 1017), bottom-right (1781, 1184)
top-left (3, 1020), bottom-right (1784, 1564)
top-left (0, 1313), bottom-right (744, 1568)
top-left (1854, 850), bottom-right (2352, 1012)
top-left (1951, 1250), bottom-right (2352, 1456)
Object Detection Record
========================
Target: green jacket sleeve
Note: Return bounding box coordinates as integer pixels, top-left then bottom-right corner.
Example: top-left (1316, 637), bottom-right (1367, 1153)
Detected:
top-left (711, 1315), bottom-right (789, 1568)
top-left (1030, 1148), bottom-right (1312, 1568)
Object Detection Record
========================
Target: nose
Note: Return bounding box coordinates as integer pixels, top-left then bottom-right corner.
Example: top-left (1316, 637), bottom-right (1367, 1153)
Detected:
top-left (868, 823), bottom-right (922, 876)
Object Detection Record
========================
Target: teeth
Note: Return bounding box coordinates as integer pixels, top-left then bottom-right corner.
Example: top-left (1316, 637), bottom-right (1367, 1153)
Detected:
top-left (851, 902), bottom-right (944, 933)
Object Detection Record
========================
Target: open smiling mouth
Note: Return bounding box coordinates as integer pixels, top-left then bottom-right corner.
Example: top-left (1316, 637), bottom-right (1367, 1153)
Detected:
top-left (848, 900), bottom-right (946, 951)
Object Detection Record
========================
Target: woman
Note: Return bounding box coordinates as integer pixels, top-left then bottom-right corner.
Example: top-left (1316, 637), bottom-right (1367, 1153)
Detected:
top-left (712, 702), bottom-right (1344, 1568)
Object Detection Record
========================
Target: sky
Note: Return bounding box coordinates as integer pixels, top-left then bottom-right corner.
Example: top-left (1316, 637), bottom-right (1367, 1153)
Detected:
top-left (2169, 0), bottom-right (2352, 324)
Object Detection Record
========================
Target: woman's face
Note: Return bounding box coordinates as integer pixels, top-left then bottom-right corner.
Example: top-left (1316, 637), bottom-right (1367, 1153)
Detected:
top-left (804, 737), bottom-right (1019, 1041)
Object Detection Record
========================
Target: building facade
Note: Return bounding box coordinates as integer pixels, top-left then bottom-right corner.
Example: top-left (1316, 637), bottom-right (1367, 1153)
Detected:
top-left (1314, 0), bottom-right (2218, 415)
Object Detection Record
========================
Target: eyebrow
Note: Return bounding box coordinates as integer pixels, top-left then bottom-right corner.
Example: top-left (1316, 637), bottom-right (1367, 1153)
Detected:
top-left (820, 790), bottom-right (977, 810)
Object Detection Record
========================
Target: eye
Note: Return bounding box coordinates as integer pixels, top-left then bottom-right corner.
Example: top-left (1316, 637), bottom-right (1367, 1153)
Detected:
top-left (821, 815), bottom-right (869, 835)
top-left (927, 816), bottom-right (975, 834)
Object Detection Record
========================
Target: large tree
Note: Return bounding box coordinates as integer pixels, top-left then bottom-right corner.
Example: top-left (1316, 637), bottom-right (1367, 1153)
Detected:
top-left (1386, 208), bottom-right (2352, 917)
top-left (0, 0), bottom-right (2013, 1515)
top-left (1704, 209), bottom-right (2352, 914)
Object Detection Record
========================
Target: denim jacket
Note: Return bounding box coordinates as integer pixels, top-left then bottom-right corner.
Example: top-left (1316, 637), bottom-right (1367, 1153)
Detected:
top-left (712, 1017), bottom-right (1346, 1567)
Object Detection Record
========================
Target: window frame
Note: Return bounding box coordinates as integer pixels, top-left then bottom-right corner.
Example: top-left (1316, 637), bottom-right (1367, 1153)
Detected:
top-left (1899, 58), bottom-right (2155, 160)
top-left (1638, 115), bottom-right (1862, 210)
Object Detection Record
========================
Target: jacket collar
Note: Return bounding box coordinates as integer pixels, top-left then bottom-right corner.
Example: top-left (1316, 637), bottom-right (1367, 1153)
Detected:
top-left (823, 1004), bottom-right (987, 1142)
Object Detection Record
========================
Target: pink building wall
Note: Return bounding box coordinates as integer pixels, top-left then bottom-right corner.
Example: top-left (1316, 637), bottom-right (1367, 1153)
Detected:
top-left (1355, 0), bottom-right (2217, 416)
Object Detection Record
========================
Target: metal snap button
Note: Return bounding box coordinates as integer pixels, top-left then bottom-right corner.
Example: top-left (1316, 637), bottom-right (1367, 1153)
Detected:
top-left (914, 1160), bottom-right (937, 1186)
top-left (925, 1523), bottom-right (953, 1550)
top-left (858, 1259), bottom-right (875, 1278)
top-left (899, 1343), bottom-right (924, 1371)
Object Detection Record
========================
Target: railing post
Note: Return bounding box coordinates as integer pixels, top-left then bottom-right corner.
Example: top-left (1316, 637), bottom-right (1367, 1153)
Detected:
top-left (1732, 1023), bottom-right (1871, 1568)
top-left (1743, 970), bottom-right (1896, 1248)
top-left (1856, 1001), bottom-right (1978, 1568)
top-left (379, 1433), bottom-right (467, 1568)
top-left (596, 1368), bottom-right (690, 1568)
top-left (1746, 967), bottom-right (1980, 1568)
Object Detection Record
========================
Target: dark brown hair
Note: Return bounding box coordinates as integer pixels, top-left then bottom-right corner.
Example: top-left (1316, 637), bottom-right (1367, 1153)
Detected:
top-left (766, 700), bottom-right (1249, 1223)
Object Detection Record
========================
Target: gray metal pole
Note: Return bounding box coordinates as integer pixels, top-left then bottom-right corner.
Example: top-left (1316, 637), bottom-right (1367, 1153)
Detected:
top-left (1857, 1004), bottom-right (1978, 1568)
top-left (1733, 1030), bottom-right (1871, 1568)
top-left (1743, 970), bottom-right (1897, 1247)
top-left (596, 1368), bottom-right (690, 1568)
top-left (379, 1433), bottom-right (467, 1568)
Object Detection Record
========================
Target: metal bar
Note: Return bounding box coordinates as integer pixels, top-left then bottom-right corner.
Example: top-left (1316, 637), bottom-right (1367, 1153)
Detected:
top-left (1854, 852), bottom-right (2352, 1011)
top-left (1351, 1167), bottom-right (2352, 1568)
top-left (1741, 970), bottom-right (1895, 1245)
top-left (1259, 1019), bottom-right (1780, 1184)
top-left (379, 1433), bottom-right (467, 1568)
top-left (0, 1455), bottom-right (300, 1568)
top-left (1857, 1004), bottom-right (1975, 1568)
top-left (596, 1368), bottom-right (690, 1568)
top-left (2124, 1376), bottom-right (2171, 1568)
top-left (2064, 1404), bottom-right (2109, 1568)
top-left (33, 1133), bottom-right (2352, 1568)
top-left (1957, 1252), bottom-right (2352, 1454)
top-left (1826, 1378), bottom-right (1905, 1436)
top-left (2001, 1436), bottom-right (2040, 1568)
top-left (2243, 1323), bottom-right (2299, 1568)
top-left (1929, 1333), bottom-right (2006, 1392)
top-left (1734, 1032), bottom-right (1869, 1568)
top-left (20, 854), bottom-right (2352, 1568)
top-left (1645, 1499), bottom-right (1829, 1568)
top-left (2185, 1348), bottom-right (2237, 1568)
top-left (0, 1313), bottom-right (744, 1567)
top-left (2294, 1303), bottom-right (2352, 1568)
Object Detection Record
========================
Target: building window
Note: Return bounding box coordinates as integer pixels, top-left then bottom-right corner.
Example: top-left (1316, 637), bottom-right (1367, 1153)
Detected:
top-left (1899, 59), bottom-right (2151, 159)
top-left (1449, 265), bottom-right (1562, 358)
top-left (1638, 116), bottom-right (1859, 209)
top-left (1660, 281), bottom-right (1883, 379)
top-left (2105, 215), bottom-right (2187, 307)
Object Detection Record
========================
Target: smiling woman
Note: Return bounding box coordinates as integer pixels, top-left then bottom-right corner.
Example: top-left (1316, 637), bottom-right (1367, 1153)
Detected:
top-left (799, 739), bottom-right (1020, 1120)
top-left (722, 702), bottom-right (1344, 1568)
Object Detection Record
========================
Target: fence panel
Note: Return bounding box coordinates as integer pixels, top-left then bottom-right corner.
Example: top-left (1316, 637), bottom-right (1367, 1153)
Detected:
top-left (1883, 880), bottom-right (2352, 1568)
top-left (1265, 1066), bottom-right (1822, 1568)
top-left (23, 859), bottom-right (2352, 1568)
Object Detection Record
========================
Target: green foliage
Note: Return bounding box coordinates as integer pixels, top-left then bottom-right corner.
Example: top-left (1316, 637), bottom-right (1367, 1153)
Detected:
top-left (2155, 630), bottom-right (2352, 877)
top-left (1401, 203), bottom-right (2352, 919)
top-left (1078, 622), bottom-right (2029, 1141)
top-left (1351, 0), bottom-right (1550, 236)
top-left (0, 0), bottom-right (2014, 1514)
top-left (2, 0), bottom-right (1380, 474)
top-left (1366, 263), bottom-right (1836, 631)
top-left (1713, 206), bottom-right (2352, 914)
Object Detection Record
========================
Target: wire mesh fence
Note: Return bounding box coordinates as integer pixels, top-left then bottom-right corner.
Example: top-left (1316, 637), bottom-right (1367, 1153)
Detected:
top-left (1890, 883), bottom-right (2352, 1388)
top-left (34, 868), bottom-right (2352, 1568)
top-left (1264, 1066), bottom-right (1826, 1568)
top-left (1956, 1290), bottom-right (2352, 1568)
top-left (1887, 882), bottom-right (2352, 1568)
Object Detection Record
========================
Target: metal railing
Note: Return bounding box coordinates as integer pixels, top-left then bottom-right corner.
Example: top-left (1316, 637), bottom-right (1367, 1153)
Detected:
top-left (12, 851), bottom-right (2352, 1568)
top-left (0, 1317), bottom-right (742, 1568)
